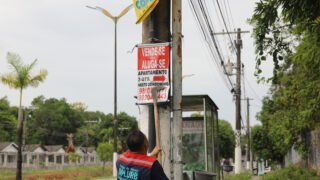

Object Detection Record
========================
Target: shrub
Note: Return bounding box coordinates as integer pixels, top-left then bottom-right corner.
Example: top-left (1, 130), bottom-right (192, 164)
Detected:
top-left (263, 165), bottom-right (317, 180)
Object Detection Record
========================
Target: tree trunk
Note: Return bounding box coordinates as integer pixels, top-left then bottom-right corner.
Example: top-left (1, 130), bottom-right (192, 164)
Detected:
top-left (16, 89), bottom-right (23, 180)
top-left (102, 161), bottom-right (106, 174)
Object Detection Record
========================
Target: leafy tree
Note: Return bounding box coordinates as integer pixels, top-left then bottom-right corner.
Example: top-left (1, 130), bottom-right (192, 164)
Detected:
top-left (250, 0), bottom-right (320, 82)
top-left (95, 112), bottom-right (138, 152)
top-left (251, 0), bottom-right (320, 164)
top-left (68, 152), bottom-right (81, 176)
top-left (27, 96), bottom-right (84, 145)
top-left (218, 119), bottom-right (235, 159)
top-left (74, 110), bottom-right (104, 147)
top-left (251, 125), bottom-right (273, 161)
top-left (117, 112), bottom-right (138, 152)
top-left (99, 128), bottom-right (113, 143)
top-left (0, 52), bottom-right (47, 180)
top-left (97, 142), bottom-right (113, 173)
top-left (0, 97), bottom-right (17, 141)
top-left (69, 152), bottom-right (81, 165)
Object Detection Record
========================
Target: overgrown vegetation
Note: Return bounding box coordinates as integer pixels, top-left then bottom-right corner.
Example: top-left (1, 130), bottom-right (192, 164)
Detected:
top-left (224, 172), bottom-right (252, 180)
top-left (262, 165), bottom-right (318, 180)
top-left (250, 0), bottom-right (320, 164)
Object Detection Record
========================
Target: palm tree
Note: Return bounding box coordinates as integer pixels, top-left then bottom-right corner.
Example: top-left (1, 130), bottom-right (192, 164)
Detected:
top-left (1, 52), bottom-right (48, 180)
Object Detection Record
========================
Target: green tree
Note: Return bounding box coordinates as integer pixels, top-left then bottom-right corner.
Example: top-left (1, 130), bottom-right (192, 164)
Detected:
top-left (95, 112), bottom-right (138, 152)
top-left (97, 142), bottom-right (113, 173)
top-left (68, 152), bottom-right (81, 176)
top-left (80, 111), bottom-right (109, 147)
top-left (0, 52), bottom-right (47, 180)
top-left (117, 112), bottom-right (138, 152)
top-left (0, 97), bottom-right (17, 141)
top-left (250, 0), bottom-right (320, 82)
top-left (250, 0), bottom-right (320, 164)
top-left (27, 96), bottom-right (84, 145)
top-left (218, 119), bottom-right (235, 159)
top-left (251, 125), bottom-right (273, 161)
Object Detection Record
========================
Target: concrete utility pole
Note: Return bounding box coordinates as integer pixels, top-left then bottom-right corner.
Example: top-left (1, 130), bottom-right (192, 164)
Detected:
top-left (234, 28), bottom-right (242, 174)
top-left (246, 97), bottom-right (253, 171)
top-left (172, 0), bottom-right (183, 179)
top-left (140, 0), bottom-right (171, 177)
top-left (215, 28), bottom-right (249, 174)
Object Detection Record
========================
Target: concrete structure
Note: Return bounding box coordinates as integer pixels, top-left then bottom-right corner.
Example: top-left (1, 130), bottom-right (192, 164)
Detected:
top-left (23, 144), bottom-right (46, 168)
top-left (0, 142), bottom-right (18, 168)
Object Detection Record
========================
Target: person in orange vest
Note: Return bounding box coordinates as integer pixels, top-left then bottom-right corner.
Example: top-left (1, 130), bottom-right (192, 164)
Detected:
top-left (116, 130), bottom-right (168, 180)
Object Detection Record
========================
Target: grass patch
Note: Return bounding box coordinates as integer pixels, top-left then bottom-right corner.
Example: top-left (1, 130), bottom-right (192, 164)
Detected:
top-left (0, 165), bottom-right (112, 180)
top-left (224, 172), bottom-right (252, 180)
top-left (262, 165), bottom-right (318, 180)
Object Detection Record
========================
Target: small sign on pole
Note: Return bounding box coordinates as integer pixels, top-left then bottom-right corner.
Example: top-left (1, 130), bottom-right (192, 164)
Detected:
top-left (132, 0), bottom-right (159, 24)
top-left (137, 43), bottom-right (170, 104)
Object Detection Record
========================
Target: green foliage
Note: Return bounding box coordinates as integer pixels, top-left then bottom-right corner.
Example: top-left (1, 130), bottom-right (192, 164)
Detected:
top-left (190, 113), bottom-right (203, 118)
top-left (251, 125), bottom-right (285, 162)
top-left (183, 162), bottom-right (204, 171)
top-left (250, 0), bottom-right (320, 81)
top-left (262, 165), bottom-right (318, 180)
top-left (27, 96), bottom-right (85, 145)
top-left (97, 142), bottom-right (113, 163)
top-left (224, 172), bottom-right (252, 180)
top-left (251, 1), bottom-right (320, 162)
top-left (218, 119), bottom-right (235, 159)
top-left (256, 31), bottom-right (320, 161)
top-left (117, 112), bottom-right (139, 152)
top-left (1, 52), bottom-right (48, 91)
top-left (69, 152), bottom-right (81, 164)
top-left (0, 97), bottom-right (17, 141)
top-left (182, 133), bottom-right (205, 171)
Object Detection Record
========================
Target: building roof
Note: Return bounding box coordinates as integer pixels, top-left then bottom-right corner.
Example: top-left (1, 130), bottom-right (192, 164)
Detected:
top-left (44, 145), bottom-right (64, 152)
top-left (0, 142), bottom-right (18, 152)
top-left (23, 144), bottom-right (43, 152)
top-left (0, 142), bottom-right (11, 151)
top-left (181, 95), bottom-right (219, 112)
top-left (76, 147), bottom-right (96, 154)
top-left (86, 147), bottom-right (96, 153)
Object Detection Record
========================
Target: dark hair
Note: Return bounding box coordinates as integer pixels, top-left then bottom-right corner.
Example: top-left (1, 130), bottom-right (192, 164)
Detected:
top-left (126, 130), bottom-right (146, 152)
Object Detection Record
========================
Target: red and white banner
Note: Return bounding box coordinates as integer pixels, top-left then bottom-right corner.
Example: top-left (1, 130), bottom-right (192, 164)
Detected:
top-left (137, 43), bottom-right (170, 104)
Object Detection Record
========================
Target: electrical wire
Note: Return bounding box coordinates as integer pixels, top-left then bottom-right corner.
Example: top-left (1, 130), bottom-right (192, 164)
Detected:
top-left (226, 0), bottom-right (236, 29)
top-left (189, 0), bottom-right (235, 92)
top-left (215, 0), bottom-right (237, 54)
top-left (244, 75), bottom-right (262, 102)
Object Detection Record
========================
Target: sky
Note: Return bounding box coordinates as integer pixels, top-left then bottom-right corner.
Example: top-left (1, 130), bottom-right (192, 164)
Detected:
top-left (0, 0), bottom-right (273, 128)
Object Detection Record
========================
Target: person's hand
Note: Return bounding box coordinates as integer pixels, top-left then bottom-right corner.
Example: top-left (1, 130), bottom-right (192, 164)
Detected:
top-left (150, 146), bottom-right (161, 158)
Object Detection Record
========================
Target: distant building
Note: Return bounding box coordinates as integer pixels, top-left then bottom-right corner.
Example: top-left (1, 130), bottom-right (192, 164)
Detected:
top-left (0, 142), bottom-right (100, 169)
top-left (0, 142), bottom-right (18, 168)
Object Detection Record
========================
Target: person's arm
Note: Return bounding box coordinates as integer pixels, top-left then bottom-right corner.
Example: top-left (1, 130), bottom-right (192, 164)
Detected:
top-left (150, 160), bottom-right (169, 180)
top-left (149, 146), bottom-right (161, 158)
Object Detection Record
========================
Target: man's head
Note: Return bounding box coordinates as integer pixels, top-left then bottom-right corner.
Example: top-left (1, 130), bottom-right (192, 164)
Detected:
top-left (126, 130), bottom-right (148, 153)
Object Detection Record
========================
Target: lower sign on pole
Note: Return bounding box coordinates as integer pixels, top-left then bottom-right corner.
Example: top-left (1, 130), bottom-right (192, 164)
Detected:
top-left (137, 43), bottom-right (170, 104)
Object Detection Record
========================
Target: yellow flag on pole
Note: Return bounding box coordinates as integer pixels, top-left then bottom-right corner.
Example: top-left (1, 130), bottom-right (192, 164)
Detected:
top-left (132, 0), bottom-right (159, 24)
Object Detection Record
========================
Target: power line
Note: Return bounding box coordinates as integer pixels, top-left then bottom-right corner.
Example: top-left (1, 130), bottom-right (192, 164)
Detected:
top-left (221, 0), bottom-right (233, 31)
top-left (215, 0), bottom-right (237, 54)
top-left (189, 0), bottom-right (235, 92)
top-left (225, 0), bottom-right (236, 29)
top-left (244, 75), bottom-right (262, 102)
top-left (188, 0), bottom-right (231, 91)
